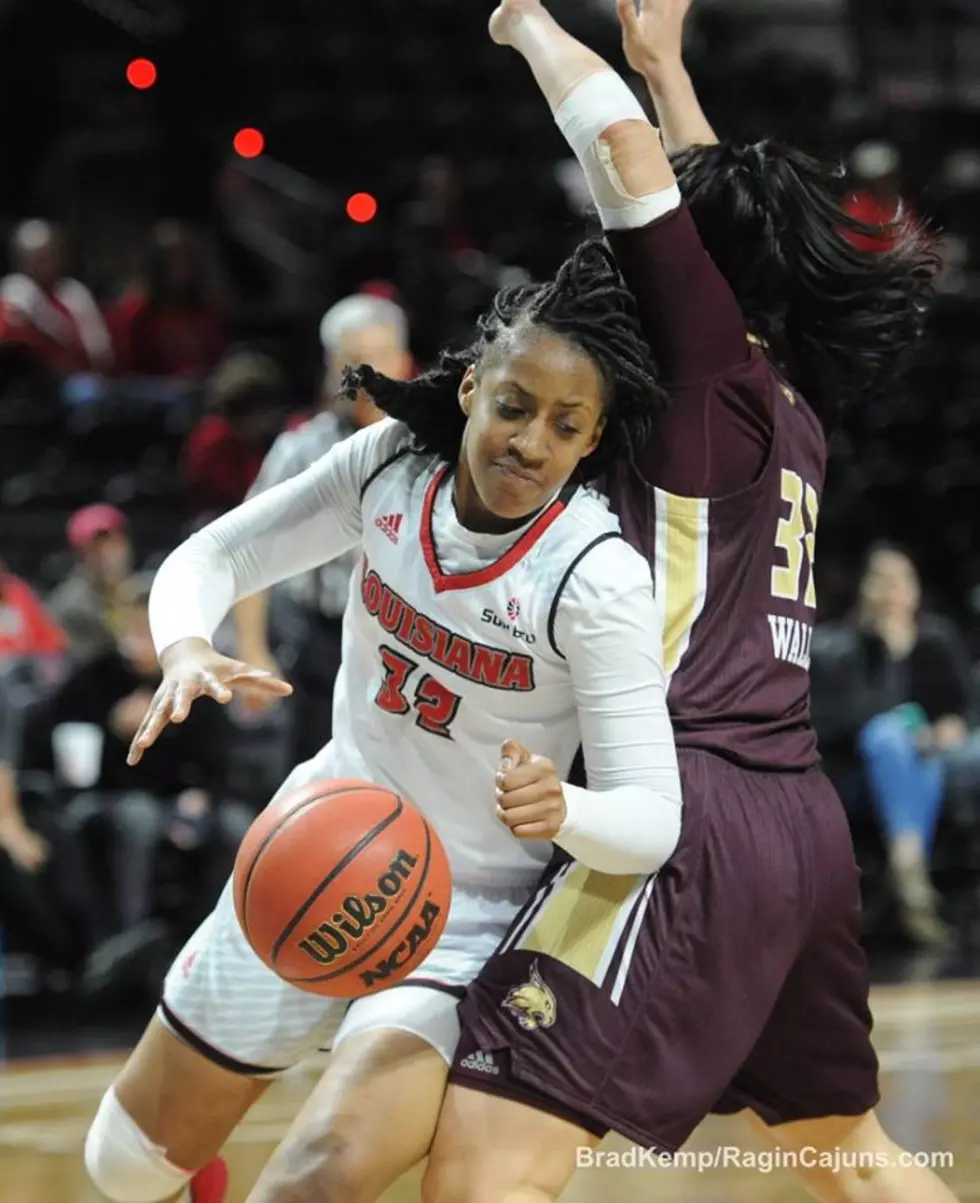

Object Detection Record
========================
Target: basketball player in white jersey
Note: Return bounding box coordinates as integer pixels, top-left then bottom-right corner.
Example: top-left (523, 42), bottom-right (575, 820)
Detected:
top-left (82, 241), bottom-right (684, 1203)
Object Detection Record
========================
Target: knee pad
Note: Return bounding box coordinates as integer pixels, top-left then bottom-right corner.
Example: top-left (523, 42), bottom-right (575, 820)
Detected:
top-left (84, 1087), bottom-right (193, 1203)
top-left (553, 70), bottom-right (681, 229)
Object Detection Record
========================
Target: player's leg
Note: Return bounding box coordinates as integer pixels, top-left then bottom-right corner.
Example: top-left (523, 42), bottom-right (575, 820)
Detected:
top-left (422, 1086), bottom-right (600, 1203)
top-left (87, 1014), bottom-right (271, 1202)
top-left (84, 879), bottom-right (347, 1203)
top-left (426, 752), bottom-right (813, 1201)
top-left (244, 1020), bottom-right (448, 1203)
top-left (244, 880), bottom-right (533, 1203)
top-left (720, 773), bottom-right (961, 1203)
top-left (744, 1111), bottom-right (960, 1203)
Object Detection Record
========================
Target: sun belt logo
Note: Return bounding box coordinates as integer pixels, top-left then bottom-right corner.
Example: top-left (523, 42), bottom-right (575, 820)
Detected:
top-left (482, 599), bottom-right (535, 644)
top-left (375, 513), bottom-right (403, 545)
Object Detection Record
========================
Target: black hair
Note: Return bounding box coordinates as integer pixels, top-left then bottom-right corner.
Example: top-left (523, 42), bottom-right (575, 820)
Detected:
top-left (670, 140), bottom-right (941, 431)
top-left (860, 539), bottom-right (919, 576)
top-left (342, 239), bottom-right (666, 479)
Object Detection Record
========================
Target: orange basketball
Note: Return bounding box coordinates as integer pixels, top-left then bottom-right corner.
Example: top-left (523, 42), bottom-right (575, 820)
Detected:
top-left (232, 778), bottom-right (452, 997)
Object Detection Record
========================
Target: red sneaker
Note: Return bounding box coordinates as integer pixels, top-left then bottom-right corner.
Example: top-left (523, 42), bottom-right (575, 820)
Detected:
top-left (190, 1157), bottom-right (229, 1203)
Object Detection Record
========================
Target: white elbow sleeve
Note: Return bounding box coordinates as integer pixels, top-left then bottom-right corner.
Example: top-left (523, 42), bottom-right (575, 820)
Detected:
top-left (554, 71), bottom-right (681, 230)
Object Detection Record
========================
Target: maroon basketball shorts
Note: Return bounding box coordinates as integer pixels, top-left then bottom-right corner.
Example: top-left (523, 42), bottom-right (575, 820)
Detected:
top-left (450, 749), bottom-right (881, 1152)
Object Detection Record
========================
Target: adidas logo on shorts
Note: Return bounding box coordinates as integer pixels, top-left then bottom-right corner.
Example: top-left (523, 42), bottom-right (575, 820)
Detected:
top-left (459, 1050), bottom-right (499, 1075)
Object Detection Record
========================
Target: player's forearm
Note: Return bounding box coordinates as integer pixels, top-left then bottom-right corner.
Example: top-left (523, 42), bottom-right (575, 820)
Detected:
top-left (639, 58), bottom-right (718, 156)
top-left (498, 4), bottom-right (678, 225)
top-left (557, 781), bottom-right (681, 874)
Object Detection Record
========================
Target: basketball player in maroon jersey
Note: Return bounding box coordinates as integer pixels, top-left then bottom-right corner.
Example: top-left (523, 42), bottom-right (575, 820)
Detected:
top-left (424, 5), bottom-right (956, 1203)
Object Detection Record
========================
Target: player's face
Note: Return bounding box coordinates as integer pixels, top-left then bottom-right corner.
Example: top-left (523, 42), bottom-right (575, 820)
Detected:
top-left (456, 327), bottom-right (605, 530)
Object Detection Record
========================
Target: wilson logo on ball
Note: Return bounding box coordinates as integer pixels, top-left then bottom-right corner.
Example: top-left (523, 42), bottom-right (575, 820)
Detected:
top-left (297, 849), bottom-right (417, 966)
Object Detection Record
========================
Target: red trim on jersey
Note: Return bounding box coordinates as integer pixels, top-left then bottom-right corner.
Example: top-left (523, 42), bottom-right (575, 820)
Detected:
top-left (420, 464), bottom-right (571, 593)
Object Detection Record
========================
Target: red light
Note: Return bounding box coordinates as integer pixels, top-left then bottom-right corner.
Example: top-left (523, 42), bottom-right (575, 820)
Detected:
top-left (234, 128), bottom-right (265, 159)
top-left (346, 192), bottom-right (378, 224)
top-left (126, 58), bottom-right (157, 90)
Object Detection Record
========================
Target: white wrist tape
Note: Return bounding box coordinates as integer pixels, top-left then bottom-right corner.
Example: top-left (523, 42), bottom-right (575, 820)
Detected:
top-left (554, 71), bottom-right (681, 230)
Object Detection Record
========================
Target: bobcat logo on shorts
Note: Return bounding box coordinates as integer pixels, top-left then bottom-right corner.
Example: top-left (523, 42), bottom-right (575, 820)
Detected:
top-left (501, 959), bottom-right (556, 1031)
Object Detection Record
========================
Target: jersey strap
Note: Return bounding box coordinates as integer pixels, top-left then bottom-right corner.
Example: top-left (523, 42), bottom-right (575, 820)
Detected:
top-left (546, 531), bottom-right (624, 658)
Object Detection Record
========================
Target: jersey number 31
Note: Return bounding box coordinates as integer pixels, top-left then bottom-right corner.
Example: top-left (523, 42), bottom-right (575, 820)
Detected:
top-left (771, 468), bottom-right (819, 609)
top-left (374, 645), bottom-right (462, 740)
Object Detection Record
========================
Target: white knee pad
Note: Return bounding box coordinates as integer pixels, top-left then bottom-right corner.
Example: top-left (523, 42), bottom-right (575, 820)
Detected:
top-left (84, 1087), bottom-right (194, 1203)
top-left (554, 70), bottom-right (681, 229)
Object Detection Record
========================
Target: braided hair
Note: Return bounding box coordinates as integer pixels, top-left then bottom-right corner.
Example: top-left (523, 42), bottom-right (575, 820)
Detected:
top-left (342, 239), bottom-right (666, 479)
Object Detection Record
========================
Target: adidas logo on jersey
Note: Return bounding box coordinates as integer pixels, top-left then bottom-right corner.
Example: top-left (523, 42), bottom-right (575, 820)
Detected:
top-left (459, 1050), bottom-right (500, 1075)
top-left (375, 513), bottom-right (403, 544)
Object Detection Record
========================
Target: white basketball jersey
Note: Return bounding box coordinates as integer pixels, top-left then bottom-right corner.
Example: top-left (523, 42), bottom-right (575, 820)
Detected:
top-left (316, 439), bottom-right (631, 890)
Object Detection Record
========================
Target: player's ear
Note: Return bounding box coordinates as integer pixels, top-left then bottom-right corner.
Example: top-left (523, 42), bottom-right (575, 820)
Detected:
top-left (458, 365), bottom-right (477, 417)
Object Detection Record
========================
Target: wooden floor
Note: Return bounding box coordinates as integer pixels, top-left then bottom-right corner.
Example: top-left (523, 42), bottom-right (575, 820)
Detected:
top-left (3, 979), bottom-right (979, 1202)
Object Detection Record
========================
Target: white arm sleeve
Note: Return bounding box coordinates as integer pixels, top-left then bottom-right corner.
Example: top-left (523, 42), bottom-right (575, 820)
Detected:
top-left (553, 71), bottom-right (681, 231)
top-left (149, 418), bottom-right (408, 656)
top-left (551, 539), bottom-right (681, 875)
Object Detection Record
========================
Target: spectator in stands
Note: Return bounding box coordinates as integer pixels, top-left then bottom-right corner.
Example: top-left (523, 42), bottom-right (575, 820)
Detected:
top-left (23, 576), bottom-right (243, 936)
top-left (109, 220), bottom-right (227, 380)
top-left (46, 504), bottom-right (132, 666)
top-left (0, 219), bottom-right (113, 377)
top-left (232, 293), bottom-right (412, 761)
top-left (0, 666), bottom-right (101, 975)
top-left (0, 558), bottom-right (67, 662)
top-left (811, 543), bottom-right (980, 948)
top-left (182, 350), bottom-right (289, 522)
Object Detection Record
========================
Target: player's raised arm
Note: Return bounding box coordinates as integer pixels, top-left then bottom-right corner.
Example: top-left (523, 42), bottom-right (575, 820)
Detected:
top-left (491, 0), bottom-right (678, 224)
top-left (491, 0), bottom-right (748, 389)
top-left (128, 419), bottom-right (404, 762)
top-left (617, 0), bottom-right (718, 155)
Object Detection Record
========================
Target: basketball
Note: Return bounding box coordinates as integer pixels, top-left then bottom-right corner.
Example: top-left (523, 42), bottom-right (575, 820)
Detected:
top-left (232, 779), bottom-right (452, 997)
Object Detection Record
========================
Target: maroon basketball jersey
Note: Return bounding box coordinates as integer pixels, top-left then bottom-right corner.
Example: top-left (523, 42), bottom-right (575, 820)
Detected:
top-left (608, 357), bottom-right (823, 771)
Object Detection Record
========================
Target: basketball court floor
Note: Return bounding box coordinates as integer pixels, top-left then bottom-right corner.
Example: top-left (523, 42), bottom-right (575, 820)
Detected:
top-left (2, 972), bottom-right (979, 1202)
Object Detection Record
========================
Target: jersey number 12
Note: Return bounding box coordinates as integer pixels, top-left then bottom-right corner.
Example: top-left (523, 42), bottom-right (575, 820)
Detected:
top-left (374, 644), bottom-right (462, 740)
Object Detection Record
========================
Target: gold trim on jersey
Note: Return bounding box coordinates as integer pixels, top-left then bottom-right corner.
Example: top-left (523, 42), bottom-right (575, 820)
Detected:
top-left (513, 863), bottom-right (644, 988)
top-left (653, 489), bottom-right (711, 684)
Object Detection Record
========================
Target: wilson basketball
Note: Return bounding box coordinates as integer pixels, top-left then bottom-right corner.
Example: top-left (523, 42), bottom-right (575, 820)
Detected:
top-left (232, 778), bottom-right (452, 997)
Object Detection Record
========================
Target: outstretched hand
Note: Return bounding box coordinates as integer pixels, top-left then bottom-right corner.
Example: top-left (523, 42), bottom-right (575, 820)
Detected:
top-left (616, 0), bottom-right (694, 75)
top-left (495, 738), bottom-right (567, 841)
top-left (127, 637), bottom-right (292, 765)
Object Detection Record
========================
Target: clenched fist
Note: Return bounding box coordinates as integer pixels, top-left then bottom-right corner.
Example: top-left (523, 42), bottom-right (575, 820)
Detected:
top-left (495, 738), bottom-right (567, 841)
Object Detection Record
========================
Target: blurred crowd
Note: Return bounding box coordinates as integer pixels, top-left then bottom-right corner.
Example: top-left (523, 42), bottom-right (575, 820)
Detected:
top-left (0, 205), bottom-right (978, 1019)
top-left (2, 0), bottom-right (980, 1014)
top-left (0, 232), bottom-right (420, 1005)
